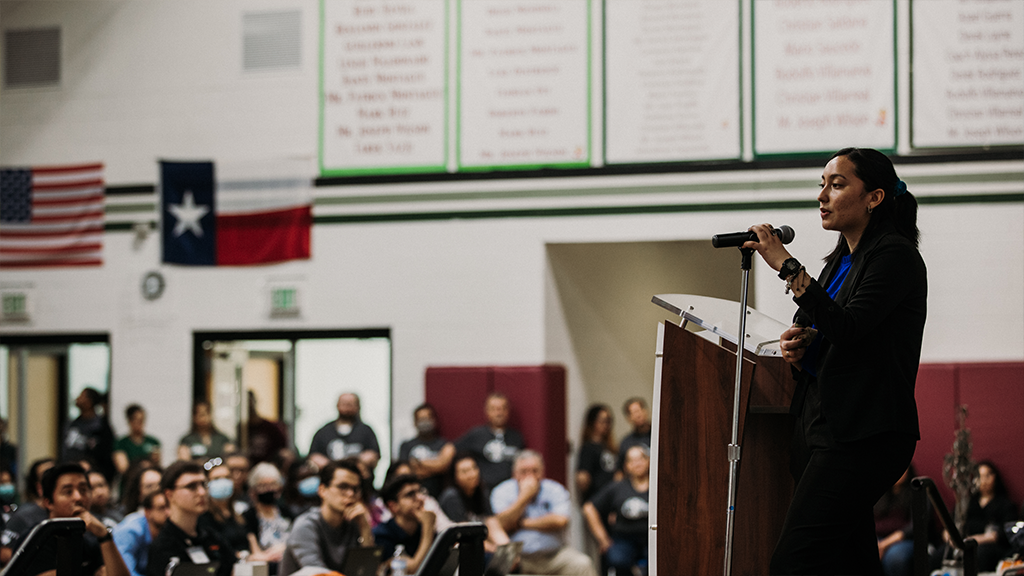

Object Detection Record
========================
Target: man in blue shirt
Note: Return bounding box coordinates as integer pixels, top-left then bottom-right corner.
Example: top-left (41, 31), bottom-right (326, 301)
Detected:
top-left (114, 490), bottom-right (170, 576)
top-left (490, 451), bottom-right (595, 576)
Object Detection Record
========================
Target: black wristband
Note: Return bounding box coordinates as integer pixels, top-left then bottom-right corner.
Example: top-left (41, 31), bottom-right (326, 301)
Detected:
top-left (97, 527), bottom-right (113, 543)
top-left (778, 258), bottom-right (802, 280)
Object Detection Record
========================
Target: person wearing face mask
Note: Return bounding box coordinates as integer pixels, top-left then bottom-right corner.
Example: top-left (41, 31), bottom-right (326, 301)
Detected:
top-left (281, 461), bottom-right (321, 519)
top-left (241, 463), bottom-right (293, 571)
top-left (398, 404), bottom-right (455, 498)
top-left (0, 458), bottom-right (54, 565)
top-left (308, 393), bottom-right (380, 473)
top-left (0, 469), bottom-right (17, 511)
top-left (199, 460), bottom-right (249, 557)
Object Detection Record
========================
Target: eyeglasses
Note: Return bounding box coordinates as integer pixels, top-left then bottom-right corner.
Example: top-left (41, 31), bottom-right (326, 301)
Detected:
top-left (328, 482), bottom-right (361, 495)
top-left (175, 480), bottom-right (208, 492)
top-left (398, 487), bottom-right (428, 500)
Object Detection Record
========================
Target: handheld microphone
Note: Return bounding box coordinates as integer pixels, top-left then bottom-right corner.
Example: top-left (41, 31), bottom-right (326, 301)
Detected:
top-left (712, 225), bottom-right (795, 248)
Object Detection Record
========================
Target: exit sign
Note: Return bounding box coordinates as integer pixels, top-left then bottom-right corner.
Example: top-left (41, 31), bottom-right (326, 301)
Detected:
top-left (270, 287), bottom-right (300, 318)
top-left (0, 291), bottom-right (30, 322)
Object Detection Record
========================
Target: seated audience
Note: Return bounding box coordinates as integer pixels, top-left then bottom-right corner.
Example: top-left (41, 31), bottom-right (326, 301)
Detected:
top-left (372, 474), bottom-right (436, 574)
top-left (0, 469), bottom-right (16, 521)
top-left (242, 462), bottom-right (293, 566)
top-left (575, 404), bottom-right (617, 505)
top-left (281, 460), bottom-right (320, 519)
top-left (280, 460), bottom-right (374, 576)
top-left (382, 460), bottom-right (453, 534)
top-left (616, 398), bottom-right (651, 475)
top-left (456, 393), bottom-right (525, 489)
top-left (24, 463), bottom-right (130, 576)
top-left (583, 445), bottom-right (650, 576)
top-left (491, 450), bottom-right (596, 576)
top-left (225, 453), bottom-right (253, 513)
top-left (148, 460), bottom-right (235, 576)
top-left (874, 466), bottom-right (916, 576)
top-left (398, 403), bottom-right (455, 498)
top-left (121, 464), bottom-right (163, 516)
top-left (114, 490), bottom-right (170, 576)
top-left (178, 402), bottom-right (235, 462)
top-left (345, 457), bottom-right (387, 527)
top-left (940, 460), bottom-right (1019, 572)
top-left (88, 469), bottom-right (124, 527)
top-left (0, 458), bottom-right (55, 564)
top-left (438, 452), bottom-right (510, 553)
top-left (113, 404), bottom-right (161, 477)
top-left (201, 460), bottom-right (250, 555)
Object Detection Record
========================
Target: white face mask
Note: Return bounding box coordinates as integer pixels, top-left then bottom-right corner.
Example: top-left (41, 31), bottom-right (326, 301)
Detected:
top-left (416, 419), bottom-right (435, 434)
top-left (336, 423), bottom-right (353, 436)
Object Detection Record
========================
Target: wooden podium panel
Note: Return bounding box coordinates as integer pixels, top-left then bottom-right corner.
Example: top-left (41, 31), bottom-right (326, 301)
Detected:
top-left (654, 321), bottom-right (794, 575)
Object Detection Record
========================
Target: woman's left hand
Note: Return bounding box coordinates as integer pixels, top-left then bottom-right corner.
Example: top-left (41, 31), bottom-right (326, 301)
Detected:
top-left (742, 223), bottom-right (792, 272)
top-left (779, 324), bottom-right (814, 367)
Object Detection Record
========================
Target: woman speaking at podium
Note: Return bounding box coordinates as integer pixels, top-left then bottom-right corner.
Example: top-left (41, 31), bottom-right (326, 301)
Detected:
top-left (744, 147), bottom-right (927, 575)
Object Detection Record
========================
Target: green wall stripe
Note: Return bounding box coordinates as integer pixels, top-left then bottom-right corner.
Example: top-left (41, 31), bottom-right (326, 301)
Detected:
top-left (104, 191), bottom-right (1022, 230)
top-left (105, 203), bottom-right (156, 213)
top-left (314, 171), bottom-right (1023, 206)
top-left (310, 192), bottom-right (1024, 225)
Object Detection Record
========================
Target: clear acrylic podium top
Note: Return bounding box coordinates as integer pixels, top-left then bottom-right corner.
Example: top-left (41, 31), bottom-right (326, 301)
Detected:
top-left (652, 294), bottom-right (790, 357)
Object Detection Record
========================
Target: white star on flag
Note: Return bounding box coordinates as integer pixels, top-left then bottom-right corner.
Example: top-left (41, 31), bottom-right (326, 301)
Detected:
top-left (168, 190), bottom-right (210, 237)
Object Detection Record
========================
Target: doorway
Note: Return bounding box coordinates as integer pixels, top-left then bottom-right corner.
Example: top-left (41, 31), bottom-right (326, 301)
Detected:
top-left (0, 334), bottom-right (111, 488)
top-left (193, 329), bottom-right (392, 483)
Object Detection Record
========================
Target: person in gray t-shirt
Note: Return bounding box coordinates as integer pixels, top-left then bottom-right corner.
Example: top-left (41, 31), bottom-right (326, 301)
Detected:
top-left (280, 460), bottom-right (373, 576)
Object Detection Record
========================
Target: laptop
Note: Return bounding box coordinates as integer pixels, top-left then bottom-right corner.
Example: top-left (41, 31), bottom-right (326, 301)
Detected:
top-left (170, 562), bottom-right (219, 576)
top-left (342, 546), bottom-right (383, 576)
top-left (484, 542), bottom-right (523, 576)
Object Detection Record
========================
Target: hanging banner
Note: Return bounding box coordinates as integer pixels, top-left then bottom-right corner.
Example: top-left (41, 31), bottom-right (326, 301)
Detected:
top-left (911, 0), bottom-right (1024, 148)
top-left (752, 0), bottom-right (896, 156)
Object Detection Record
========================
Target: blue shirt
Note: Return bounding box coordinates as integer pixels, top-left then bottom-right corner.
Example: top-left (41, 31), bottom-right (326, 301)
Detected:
top-left (490, 478), bottom-right (571, 555)
top-left (114, 511), bottom-right (152, 576)
top-left (802, 253), bottom-right (854, 377)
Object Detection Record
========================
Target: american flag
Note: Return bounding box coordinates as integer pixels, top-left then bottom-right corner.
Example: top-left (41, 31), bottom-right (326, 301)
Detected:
top-left (0, 163), bottom-right (104, 268)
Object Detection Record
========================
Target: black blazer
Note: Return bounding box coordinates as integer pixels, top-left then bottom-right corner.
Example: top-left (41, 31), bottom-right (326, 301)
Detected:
top-left (791, 224), bottom-right (927, 443)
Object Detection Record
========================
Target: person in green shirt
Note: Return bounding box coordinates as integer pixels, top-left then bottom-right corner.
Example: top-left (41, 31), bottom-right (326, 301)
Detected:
top-left (114, 404), bottom-right (162, 476)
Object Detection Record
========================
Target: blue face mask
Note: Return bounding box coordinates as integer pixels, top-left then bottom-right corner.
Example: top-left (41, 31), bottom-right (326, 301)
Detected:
top-left (0, 483), bottom-right (16, 502)
top-left (298, 476), bottom-right (320, 497)
top-left (208, 477), bottom-right (234, 500)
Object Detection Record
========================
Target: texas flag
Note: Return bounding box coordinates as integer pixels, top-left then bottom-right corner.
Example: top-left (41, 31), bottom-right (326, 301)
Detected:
top-left (161, 161), bottom-right (311, 266)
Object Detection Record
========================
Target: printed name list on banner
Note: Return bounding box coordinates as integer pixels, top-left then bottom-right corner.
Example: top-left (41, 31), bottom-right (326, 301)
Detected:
top-left (753, 0), bottom-right (895, 156)
top-left (912, 0), bottom-right (1024, 148)
top-left (320, 0), bottom-right (447, 176)
top-left (605, 0), bottom-right (741, 164)
top-left (458, 0), bottom-right (590, 170)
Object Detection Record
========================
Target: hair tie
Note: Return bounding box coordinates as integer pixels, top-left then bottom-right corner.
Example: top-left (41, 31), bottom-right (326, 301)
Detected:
top-left (895, 180), bottom-right (907, 197)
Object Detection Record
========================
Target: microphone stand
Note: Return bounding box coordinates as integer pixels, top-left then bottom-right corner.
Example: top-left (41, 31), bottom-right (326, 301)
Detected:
top-left (723, 247), bottom-right (753, 576)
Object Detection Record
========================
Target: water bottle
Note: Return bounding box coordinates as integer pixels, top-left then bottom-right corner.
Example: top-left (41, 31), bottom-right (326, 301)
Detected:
top-left (165, 556), bottom-right (180, 576)
top-left (390, 544), bottom-right (407, 576)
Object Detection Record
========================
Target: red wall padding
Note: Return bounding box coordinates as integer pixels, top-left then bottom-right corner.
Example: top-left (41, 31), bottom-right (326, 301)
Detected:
top-left (425, 365), bottom-right (567, 484)
top-left (913, 362), bottom-right (1024, 511)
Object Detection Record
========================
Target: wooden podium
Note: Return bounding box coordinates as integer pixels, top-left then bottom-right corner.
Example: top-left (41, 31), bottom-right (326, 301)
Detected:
top-left (649, 295), bottom-right (796, 576)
